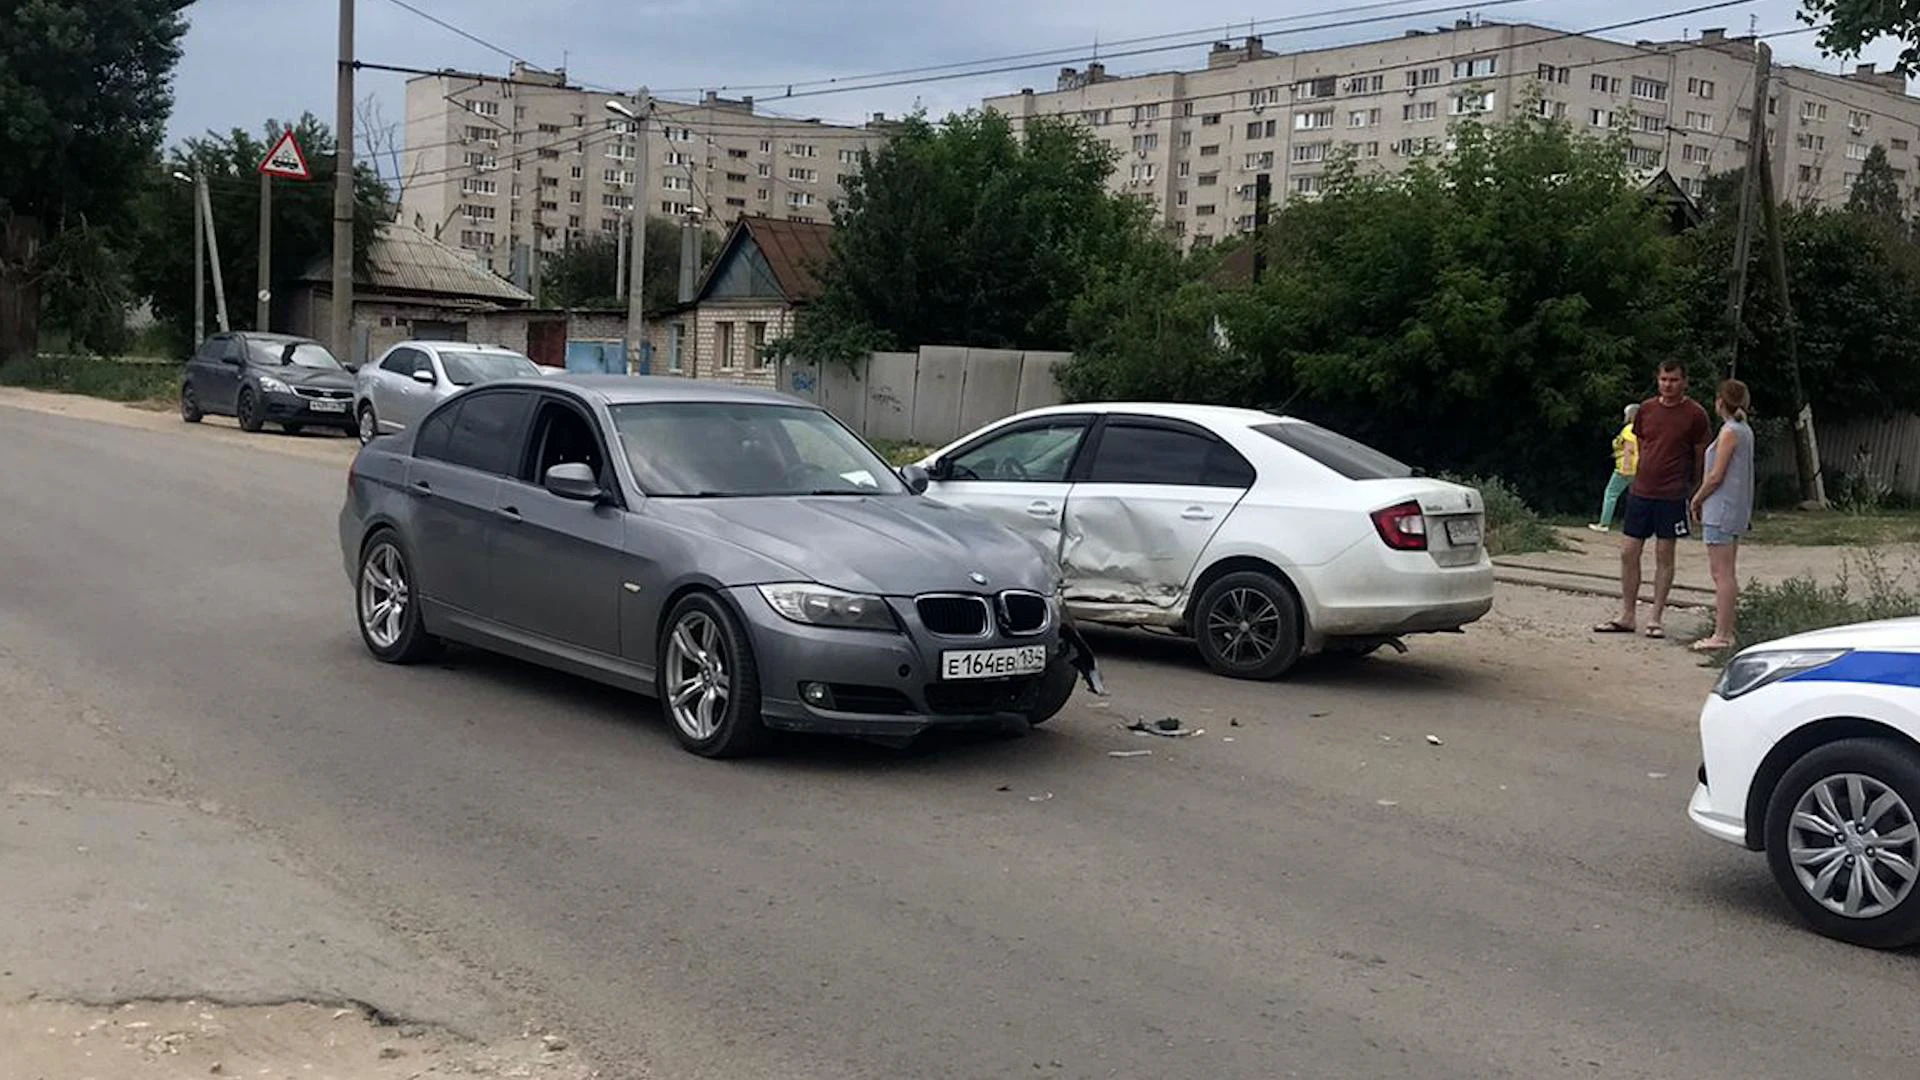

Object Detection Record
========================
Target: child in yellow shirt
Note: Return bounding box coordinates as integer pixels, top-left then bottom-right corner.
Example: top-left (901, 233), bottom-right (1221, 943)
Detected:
top-left (1588, 403), bottom-right (1640, 533)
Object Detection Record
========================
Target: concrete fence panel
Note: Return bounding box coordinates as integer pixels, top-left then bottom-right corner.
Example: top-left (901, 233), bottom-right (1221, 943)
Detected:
top-left (1015, 351), bottom-right (1070, 414)
top-left (863, 352), bottom-right (920, 443)
top-left (816, 359), bottom-right (868, 435)
top-left (910, 346), bottom-right (969, 446)
top-left (957, 349), bottom-right (1026, 437)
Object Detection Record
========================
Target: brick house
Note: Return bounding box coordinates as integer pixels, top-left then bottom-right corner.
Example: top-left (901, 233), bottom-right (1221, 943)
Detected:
top-left (646, 215), bottom-right (831, 385)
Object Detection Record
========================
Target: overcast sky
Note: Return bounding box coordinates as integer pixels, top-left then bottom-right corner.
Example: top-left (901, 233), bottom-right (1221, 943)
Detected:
top-left (169, 0), bottom-right (1905, 152)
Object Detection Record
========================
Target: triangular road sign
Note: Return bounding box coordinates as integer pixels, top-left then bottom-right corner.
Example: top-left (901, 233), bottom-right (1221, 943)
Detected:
top-left (258, 131), bottom-right (312, 180)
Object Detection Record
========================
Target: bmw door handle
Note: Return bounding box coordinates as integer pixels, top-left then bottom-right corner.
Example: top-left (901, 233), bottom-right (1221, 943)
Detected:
top-left (1026, 501), bottom-right (1055, 518)
top-left (1181, 506), bottom-right (1215, 521)
top-left (494, 505), bottom-right (522, 522)
top-left (411, 479), bottom-right (433, 497)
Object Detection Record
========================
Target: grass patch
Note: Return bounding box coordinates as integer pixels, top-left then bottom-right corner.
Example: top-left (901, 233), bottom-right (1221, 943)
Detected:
top-left (1729, 551), bottom-right (1920, 653)
top-left (1442, 473), bottom-right (1564, 556)
top-left (1743, 508), bottom-right (1920, 548)
top-left (868, 439), bottom-right (935, 468)
top-left (0, 353), bottom-right (182, 403)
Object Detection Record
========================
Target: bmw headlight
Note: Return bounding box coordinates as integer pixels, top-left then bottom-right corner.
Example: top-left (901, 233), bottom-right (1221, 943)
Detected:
top-left (1714, 649), bottom-right (1849, 700)
top-left (258, 375), bottom-right (293, 394)
top-left (758, 584), bottom-right (896, 630)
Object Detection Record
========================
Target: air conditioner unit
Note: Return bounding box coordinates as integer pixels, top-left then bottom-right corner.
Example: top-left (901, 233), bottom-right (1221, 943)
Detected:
top-left (1137, 148), bottom-right (1149, 158)
top-left (1253, 104), bottom-right (1265, 115)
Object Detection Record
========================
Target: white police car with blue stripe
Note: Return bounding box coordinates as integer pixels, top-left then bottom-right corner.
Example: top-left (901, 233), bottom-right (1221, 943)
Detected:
top-left (1690, 616), bottom-right (1920, 947)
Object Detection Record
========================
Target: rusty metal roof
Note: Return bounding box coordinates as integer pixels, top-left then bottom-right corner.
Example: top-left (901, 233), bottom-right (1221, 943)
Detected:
top-left (300, 223), bottom-right (533, 306)
top-left (688, 215), bottom-right (834, 304)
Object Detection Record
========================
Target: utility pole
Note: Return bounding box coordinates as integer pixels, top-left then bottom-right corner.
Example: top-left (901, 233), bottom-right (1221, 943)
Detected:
top-left (615, 216), bottom-right (626, 299)
top-left (331, 0), bottom-right (356, 365)
top-left (257, 173), bottom-right (273, 330)
top-left (1723, 39), bottom-right (1768, 376)
top-left (531, 181), bottom-right (545, 303)
top-left (608, 92), bottom-right (651, 374)
top-left (1756, 139), bottom-right (1828, 508)
top-left (198, 175), bottom-right (231, 333)
top-left (190, 171), bottom-right (206, 347)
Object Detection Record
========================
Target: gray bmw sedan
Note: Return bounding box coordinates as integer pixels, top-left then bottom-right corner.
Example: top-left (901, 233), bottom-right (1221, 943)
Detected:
top-left (339, 375), bottom-right (1097, 757)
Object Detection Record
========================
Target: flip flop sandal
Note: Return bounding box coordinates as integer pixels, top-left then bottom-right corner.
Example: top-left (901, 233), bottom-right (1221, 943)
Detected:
top-left (1592, 621), bottom-right (1636, 634)
top-left (1644, 625), bottom-right (1666, 639)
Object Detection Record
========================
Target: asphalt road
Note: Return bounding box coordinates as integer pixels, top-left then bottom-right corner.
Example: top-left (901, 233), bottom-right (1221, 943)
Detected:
top-left (2, 402), bottom-right (1914, 1080)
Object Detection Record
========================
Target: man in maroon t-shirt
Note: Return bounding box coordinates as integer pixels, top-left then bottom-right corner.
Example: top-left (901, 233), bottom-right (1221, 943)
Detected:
top-left (1596, 361), bottom-right (1712, 639)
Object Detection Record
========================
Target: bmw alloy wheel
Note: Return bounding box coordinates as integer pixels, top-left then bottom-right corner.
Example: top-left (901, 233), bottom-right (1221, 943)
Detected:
top-left (358, 541), bottom-right (410, 651)
top-left (664, 610), bottom-right (730, 742)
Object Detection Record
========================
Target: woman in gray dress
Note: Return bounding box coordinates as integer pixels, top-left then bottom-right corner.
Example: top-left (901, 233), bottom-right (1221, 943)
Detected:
top-left (1689, 379), bottom-right (1754, 652)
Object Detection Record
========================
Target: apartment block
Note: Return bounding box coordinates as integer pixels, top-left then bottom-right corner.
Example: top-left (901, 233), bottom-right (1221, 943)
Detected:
top-left (401, 62), bottom-right (892, 279)
top-left (984, 23), bottom-right (1920, 247)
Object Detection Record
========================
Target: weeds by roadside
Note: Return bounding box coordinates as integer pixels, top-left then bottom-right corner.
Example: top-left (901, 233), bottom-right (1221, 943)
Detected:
top-left (1443, 473), bottom-right (1564, 556)
top-left (0, 353), bottom-right (181, 403)
top-left (1743, 509), bottom-right (1920, 548)
top-left (870, 439), bottom-right (935, 468)
top-left (1718, 551), bottom-right (1920, 656)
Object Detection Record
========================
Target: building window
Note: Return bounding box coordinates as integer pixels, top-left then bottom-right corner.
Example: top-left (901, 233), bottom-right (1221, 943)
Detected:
top-left (1176, 190), bottom-right (1189, 206)
top-left (1241, 151), bottom-right (1273, 169)
top-left (718, 322), bottom-right (736, 369)
top-left (463, 151), bottom-right (498, 169)
top-left (1802, 102), bottom-right (1829, 121)
top-left (1687, 77), bottom-right (1716, 99)
top-left (1452, 57), bottom-right (1496, 80)
top-left (1293, 77), bottom-right (1336, 99)
top-left (1797, 132), bottom-right (1825, 151)
top-left (465, 100), bottom-right (499, 118)
top-left (759, 140), bottom-right (773, 153)
top-left (1199, 143), bottom-right (1220, 157)
top-left (1294, 109), bottom-right (1333, 130)
top-left (459, 203), bottom-right (495, 220)
top-left (1589, 108), bottom-right (1616, 128)
top-left (1536, 99), bottom-right (1568, 119)
top-left (1535, 64), bottom-right (1570, 84)
top-left (726, 171), bottom-right (747, 183)
top-left (1682, 144), bottom-right (1712, 164)
top-left (1131, 103), bottom-right (1162, 121)
top-left (1198, 172), bottom-right (1219, 187)
top-left (1848, 110), bottom-right (1872, 130)
top-left (1127, 163), bottom-right (1158, 181)
top-left (1404, 101), bottom-right (1438, 123)
top-left (568, 190), bottom-right (582, 204)
top-left (464, 125), bottom-right (496, 144)
top-left (1847, 142), bottom-right (1870, 161)
top-left (1195, 203), bottom-right (1216, 216)
top-left (1893, 137), bottom-right (1911, 152)
top-left (1293, 175), bottom-right (1321, 195)
top-left (1626, 146), bottom-right (1661, 167)
top-left (1291, 141), bottom-right (1330, 164)
top-left (460, 178), bottom-right (497, 195)
top-left (663, 175), bottom-right (692, 191)
top-left (606, 142), bottom-right (634, 160)
top-left (1349, 108), bottom-right (1379, 128)
top-left (725, 196), bottom-right (745, 207)
top-left (1179, 131), bottom-right (1193, 148)
top-left (1132, 132), bottom-right (1160, 151)
top-left (667, 323), bottom-right (685, 374)
top-left (1243, 120), bottom-right (1274, 139)
top-left (1177, 160), bottom-right (1190, 177)
top-left (1798, 164), bottom-right (1823, 184)
top-left (787, 167), bottom-right (818, 182)
top-left (1683, 110), bottom-right (1713, 131)
top-left (785, 142), bottom-right (818, 157)
top-left (786, 191), bottom-right (816, 207)
top-left (1635, 113), bottom-right (1663, 134)
top-left (756, 162), bottom-right (771, 177)
top-left (1079, 108), bottom-right (1112, 127)
top-left (1630, 77), bottom-right (1668, 102)
top-left (1452, 91), bottom-right (1494, 116)
top-left (1406, 67), bottom-right (1440, 88)
top-left (1344, 74), bottom-right (1385, 93)
top-left (755, 188), bottom-right (768, 201)
top-left (536, 122), bottom-right (561, 135)
top-left (1249, 87), bottom-right (1281, 106)
top-left (1201, 113), bottom-right (1221, 126)
top-left (600, 194), bottom-right (632, 209)
top-left (749, 322), bottom-right (770, 369)
top-left (1590, 74), bottom-right (1622, 94)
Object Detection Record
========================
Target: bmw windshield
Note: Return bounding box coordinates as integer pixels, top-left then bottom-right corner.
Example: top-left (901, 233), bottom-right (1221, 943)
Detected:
top-left (610, 401), bottom-right (905, 497)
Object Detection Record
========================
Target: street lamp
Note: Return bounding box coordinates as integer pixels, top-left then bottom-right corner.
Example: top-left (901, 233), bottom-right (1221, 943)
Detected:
top-left (173, 168), bottom-right (227, 343)
top-left (605, 96), bottom-right (649, 373)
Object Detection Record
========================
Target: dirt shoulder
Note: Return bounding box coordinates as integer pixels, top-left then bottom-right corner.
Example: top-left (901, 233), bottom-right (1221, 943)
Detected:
top-left (0, 386), bottom-right (358, 467)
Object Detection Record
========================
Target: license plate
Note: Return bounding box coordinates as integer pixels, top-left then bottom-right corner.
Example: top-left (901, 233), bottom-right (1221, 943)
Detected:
top-left (1445, 517), bottom-right (1483, 546)
top-left (309, 399), bottom-right (348, 413)
top-left (941, 646), bottom-right (1048, 681)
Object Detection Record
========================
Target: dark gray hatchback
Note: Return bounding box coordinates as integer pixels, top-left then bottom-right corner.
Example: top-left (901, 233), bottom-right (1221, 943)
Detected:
top-left (338, 375), bottom-right (1099, 757)
top-left (181, 332), bottom-right (357, 435)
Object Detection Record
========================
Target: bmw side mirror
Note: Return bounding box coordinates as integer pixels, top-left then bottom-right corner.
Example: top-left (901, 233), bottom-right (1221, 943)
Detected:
top-left (411, 368), bottom-right (436, 385)
top-left (899, 464), bottom-right (930, 495)
top-left (544, 462), bottom-right (604, 502)
top-left (926, 457), bottom-right (950, 482)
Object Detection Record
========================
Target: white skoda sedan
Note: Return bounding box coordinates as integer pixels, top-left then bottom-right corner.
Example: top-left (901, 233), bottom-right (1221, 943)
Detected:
top-left (918, 404), bottom-right (1494, 679)
top-left (1690, 618), bottom-right (1920, 947)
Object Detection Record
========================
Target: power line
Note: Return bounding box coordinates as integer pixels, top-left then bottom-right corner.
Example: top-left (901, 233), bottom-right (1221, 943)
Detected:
top-left (374, 0), bottom-right (531, 67)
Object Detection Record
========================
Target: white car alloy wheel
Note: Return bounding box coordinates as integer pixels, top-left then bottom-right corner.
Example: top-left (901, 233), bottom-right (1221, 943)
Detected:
top-left (359, 541), bottom-right (410, 651)
top-left (1784, 772), bottom-right (1920, 920)
top-left (664, 610), bottom-right (731, 742)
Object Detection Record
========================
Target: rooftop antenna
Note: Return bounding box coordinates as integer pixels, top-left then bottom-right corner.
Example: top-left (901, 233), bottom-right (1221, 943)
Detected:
top-left (1092, 30), bottom-right (1098, 60)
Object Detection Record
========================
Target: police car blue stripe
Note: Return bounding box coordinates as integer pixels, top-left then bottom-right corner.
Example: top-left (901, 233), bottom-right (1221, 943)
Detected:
top-left (1783, 650), bottom-right (1920, 688)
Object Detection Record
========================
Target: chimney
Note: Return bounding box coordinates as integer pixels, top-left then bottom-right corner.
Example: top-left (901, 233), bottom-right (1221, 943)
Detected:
top-left (703, 90), bottom-right (718, 105)
top-left (1858, 62), bottom-right (1877, 74)
top-left (742, 95), bottom-right (753, 111)
top-left (871, 111), bottom-right (887, 123)
top-left (1455, 17), bottom-right (1472, 29)
top-left (1086, 61), bottom-right (1107, 82)
top-left (1700, 28), bottom-right (1725, 43)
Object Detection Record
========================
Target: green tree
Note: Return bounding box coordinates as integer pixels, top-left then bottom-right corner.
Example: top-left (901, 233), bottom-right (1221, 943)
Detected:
top-left (1800, 0), bottom-right (1920, 75)
top-left (126, 115), bottom-right (390, 353)
top-left (1678, 178), bottom-right (1920, 422)
top-left (539, 218), bottom-right (719, 312)
top-left (1845, 144), bottom-right (1908, 226)
top-left (1066, 111), bottom-right (1690, 508)
top-left (0, 0), bottom-right (190, 363)
top-left (781, 110), bottom-right (1162, 361)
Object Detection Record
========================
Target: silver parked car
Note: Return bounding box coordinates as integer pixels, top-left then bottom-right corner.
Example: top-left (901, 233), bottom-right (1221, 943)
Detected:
top-left (338, 376), bottom-right (1099, 757)
top-left (354, 341), bottom-right (541, 444)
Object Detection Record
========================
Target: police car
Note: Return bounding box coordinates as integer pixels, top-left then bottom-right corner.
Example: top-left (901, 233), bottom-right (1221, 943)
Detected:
top-left (1689, 617), bottom-right (1920, 948)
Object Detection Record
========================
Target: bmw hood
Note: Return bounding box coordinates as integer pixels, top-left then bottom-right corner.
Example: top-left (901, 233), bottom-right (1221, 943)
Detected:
top-left (661, 495), bottom-right (1058, 596)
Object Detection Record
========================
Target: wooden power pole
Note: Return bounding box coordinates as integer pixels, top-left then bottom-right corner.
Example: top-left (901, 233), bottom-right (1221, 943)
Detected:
top-left (1723, 42), bottom-right (1768, 376)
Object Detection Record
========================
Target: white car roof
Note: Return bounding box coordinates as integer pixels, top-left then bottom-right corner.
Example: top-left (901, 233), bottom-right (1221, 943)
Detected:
top-left (403, 341), bottom-right (522, 352)
top-left (1017, 402), bottom-right (1291, 428)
